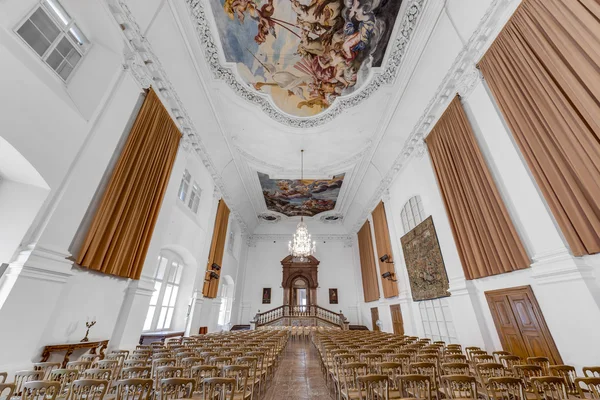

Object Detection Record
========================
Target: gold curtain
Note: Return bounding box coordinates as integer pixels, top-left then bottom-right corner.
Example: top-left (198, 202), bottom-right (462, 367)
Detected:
top-left (358, 221), bottom-right (380, 302)
top-left (479, 0), bottom-right (600, 256)
top-left (426, 96), bottom-right (530, 280)
top-left (203, 199), bottom-right (230, 298)
top-left (371, 201), bottom-right (399, 298)
top-left (76, 88), bottom-right (181, 279)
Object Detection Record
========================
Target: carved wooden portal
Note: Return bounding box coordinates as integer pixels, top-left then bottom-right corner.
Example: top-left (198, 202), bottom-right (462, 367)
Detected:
top-left (281, 255), bottom-right (319, 307)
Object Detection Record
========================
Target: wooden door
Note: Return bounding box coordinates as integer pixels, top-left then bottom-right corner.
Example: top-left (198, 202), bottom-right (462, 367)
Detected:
top-left (486, 286), bottom-right (562, 364)
top-left (371, 307), bottom-right (380, 331)
top-left (390, 304), bottom-right (404, 335)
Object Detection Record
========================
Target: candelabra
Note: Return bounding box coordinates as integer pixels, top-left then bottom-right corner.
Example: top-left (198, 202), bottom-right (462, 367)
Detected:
top-left (81, 320), bottom-right (96, 342)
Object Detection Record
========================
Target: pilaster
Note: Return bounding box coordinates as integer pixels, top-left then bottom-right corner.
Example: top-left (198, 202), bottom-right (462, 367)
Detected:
top-left (186, 289), bottom-right (206, 336)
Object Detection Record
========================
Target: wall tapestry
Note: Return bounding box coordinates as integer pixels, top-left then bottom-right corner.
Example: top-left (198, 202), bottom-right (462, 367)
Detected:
top-left (400, 216), bottom-right (450, 301)
top-left (209, 0), bottom-right (404, 117)
top-left (329, 288), bottom-right (338, 304)
top-left (262, 287), bottom-right (272, 304)
top-left (258, 172), bottom-right (345, 217)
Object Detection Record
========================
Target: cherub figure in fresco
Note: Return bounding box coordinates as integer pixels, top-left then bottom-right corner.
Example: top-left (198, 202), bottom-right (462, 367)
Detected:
top-left (291, 0), bottom-right (343, 29)
top-left (342, 0), bottom-right (377, 59)
top-left (252, 0), bottom-right (276, 44)
top-left (223, 0), bottom-right (257, 23)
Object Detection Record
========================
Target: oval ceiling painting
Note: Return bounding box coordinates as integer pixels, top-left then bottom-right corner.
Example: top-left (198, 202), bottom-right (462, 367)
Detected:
top-left (209, 0), bottom-right (405, 117)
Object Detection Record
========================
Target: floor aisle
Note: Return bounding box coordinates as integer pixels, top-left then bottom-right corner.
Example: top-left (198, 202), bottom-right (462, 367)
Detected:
top-left (263, 338), bottom-right (334, 400)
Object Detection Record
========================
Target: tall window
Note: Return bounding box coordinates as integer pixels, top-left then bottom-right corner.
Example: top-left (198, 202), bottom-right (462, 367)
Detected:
top-left (178, 170), bottom-right (191, 202)
top-left (400, 195), bottom-right (426, 232)
top-left (16, 0), bottom-right (90, 81)
top-left (217, 279), bottom-right (234, 327)
top-left (143, 251), bottom-right (184, 331)
top-left (188, 183), bottom-right (201, 214)
top-left (401, 196), bottom-right (457, 343)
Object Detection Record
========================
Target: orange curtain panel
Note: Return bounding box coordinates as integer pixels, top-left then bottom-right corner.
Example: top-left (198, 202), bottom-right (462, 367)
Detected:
top-left (426, 96), bottom-right (530, 280)
top-left (358, 221), bottom-right (380, 302)
top-left (371, 201), bottom-right (399, 298)
top-left (76, 88), bottom-right (181, 279)
top-left (479, 0), bottom-right (600, 256)
top-left (202, 199), bottom-right (230, 298)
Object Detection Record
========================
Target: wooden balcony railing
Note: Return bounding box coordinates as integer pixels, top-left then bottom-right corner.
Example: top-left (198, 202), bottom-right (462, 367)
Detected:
top-left (253, 305), bottom-right (348, 329)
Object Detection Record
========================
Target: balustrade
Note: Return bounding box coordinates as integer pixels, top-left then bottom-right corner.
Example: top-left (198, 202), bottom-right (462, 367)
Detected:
top-left (253, 305), bottom-right (347, 329)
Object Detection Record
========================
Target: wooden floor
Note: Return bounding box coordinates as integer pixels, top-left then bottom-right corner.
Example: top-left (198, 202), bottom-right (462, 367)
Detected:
top-left (264, 339), bottom-right (334, 400)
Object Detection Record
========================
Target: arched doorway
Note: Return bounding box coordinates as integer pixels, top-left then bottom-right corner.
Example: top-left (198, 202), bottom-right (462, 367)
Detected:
top-left (281, 255), bottom-right (319, 307)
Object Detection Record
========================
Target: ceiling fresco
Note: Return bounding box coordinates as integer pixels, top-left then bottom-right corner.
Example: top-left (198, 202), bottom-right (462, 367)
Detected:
top-left (209, 0), bottom-right (405, 117)
top-left (258, 172), bottom-right (345, 217)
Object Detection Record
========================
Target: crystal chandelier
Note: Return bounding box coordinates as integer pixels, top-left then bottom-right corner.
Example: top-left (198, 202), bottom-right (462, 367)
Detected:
top-left (288, 150), bottom-right (316, 262)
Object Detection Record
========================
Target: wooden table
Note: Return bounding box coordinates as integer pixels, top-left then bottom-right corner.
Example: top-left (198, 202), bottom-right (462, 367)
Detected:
top-left (40, 340), bottom-right (109, 367)
top-left (139, 330), bottom-right (185, 345)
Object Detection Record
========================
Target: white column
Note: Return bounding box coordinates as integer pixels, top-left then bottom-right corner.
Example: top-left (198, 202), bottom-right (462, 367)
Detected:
top-left (186, 290), bottom-right (205, 336)
top-left (208, 299), bottom-right (222, 333)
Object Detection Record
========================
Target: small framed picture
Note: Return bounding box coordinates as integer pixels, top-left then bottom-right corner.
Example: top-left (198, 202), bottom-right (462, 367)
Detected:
top-left (329, 288), bottom-right (338, 304)
top-left (262, 288), bottom-right (271, 304)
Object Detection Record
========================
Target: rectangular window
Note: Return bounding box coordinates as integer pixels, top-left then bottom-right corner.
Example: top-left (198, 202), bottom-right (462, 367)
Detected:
top-left (178, 169), bottom-right (191, 202)
top-left (144, 255), bottom-right (182, 331)
top-left (418, 298), bottom-right (457, 343)
top-left (16, 0), bottom-right (89, 81)
top-left (188, 183), bottom-right (201, 214)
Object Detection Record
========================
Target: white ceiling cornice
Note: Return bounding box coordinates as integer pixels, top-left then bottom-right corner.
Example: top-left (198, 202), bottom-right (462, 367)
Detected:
top-left (350, 0), bottom-right (522, 234)
top-left (108, 0), bottom-right (251, 233)
top-left (185, 0), bottom-right (426, 128)
top-left (246, 234), bottom-right (354, 248)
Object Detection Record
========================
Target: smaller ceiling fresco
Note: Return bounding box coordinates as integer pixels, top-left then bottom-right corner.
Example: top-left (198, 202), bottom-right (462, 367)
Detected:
top-left (210, 0), bottom-right (404, 117)
top-left (258, 172), bottom-right (345, 217)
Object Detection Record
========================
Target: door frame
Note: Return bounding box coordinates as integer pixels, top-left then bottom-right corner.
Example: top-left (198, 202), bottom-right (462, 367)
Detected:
top-left (389, 304), bottom-right (404, 335)
top-left (485, 285), bottom-right (562, 364)
top-left (371, 307), bottom-right (380, 331)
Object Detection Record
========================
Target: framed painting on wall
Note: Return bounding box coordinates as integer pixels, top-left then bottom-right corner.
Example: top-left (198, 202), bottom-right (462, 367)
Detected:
top-left (262, 288), bottom-right (271, 304)
top-left (329, 288), bottom-right (338, 304)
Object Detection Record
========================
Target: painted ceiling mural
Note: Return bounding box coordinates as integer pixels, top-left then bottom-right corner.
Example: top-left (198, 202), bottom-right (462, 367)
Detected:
top-left (209, 0), bottom-right (404, 117)
top-left (258, 172), bottom-right (345, 216)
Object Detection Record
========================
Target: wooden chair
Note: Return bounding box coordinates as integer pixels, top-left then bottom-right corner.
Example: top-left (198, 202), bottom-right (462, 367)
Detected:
top-left (531, 376), bottom-right (568, 400)
top-left (158, 378), bottom-right (195, 400)
top-left (80, 354), bottom-right (100, 364)
top-left (550, 365), bottom-right (578, 396)
top-left (68, 379), bottom-right (109, 400)
top-left (476, 363), bottom-right (506, 391)
top-left (513, 365), bottom-right (543, 394)
top-left (473, 355), bottom-right (496, 365)
top-left (120, 367), bottom-right (151, 380)
top-left (499, 355), bottom-right (522, 374)
top-left (49, 369), bottom-right (79, 397)
top-left (201, 378), bottom-right (235, 400)
top-left (445, 354), bottom-right (468, 364)
top-left (377, 362), bottom-right (403, 400)
top-left (527, 357), bottom-right (550, 375)
top-left (179, 357), bottom-right (203, 377)
top-left (332, 354), bottom-right (357, 399)
top-left (236, 357), bottom-right (260, 400)
top-left (357, 375), bottom-right (389, 400)
top-left (113, 378), bottom-right (152, 400)
top-left (388, 354), bottom-right (412, 374)
top-left (80, 368), bottom-right (112, 381)
top-left (576, 377), bottom-right (600, 399)
top-left (33, 362), bottom-right (61, 380)
top-left (13, 370), bottom-right (43, 396)
top-left (339, 362), bottom-right (367, 400)
top-left (492, 351), bottom-right (511, 363)
top-left (488, 377), bottom-right (527, 400)
top-left (398, 374), bottom-right (431, 400)
top-left (410, 362), bottom-right (438, 391)
top-left (21, 381), bottom-right (61, 400)
top-left (441, 375), bottom-right (478, 399)
top-left (222, 365), bottom-right (250, 400)
top-left (584, 367), bottom-right (600, 378)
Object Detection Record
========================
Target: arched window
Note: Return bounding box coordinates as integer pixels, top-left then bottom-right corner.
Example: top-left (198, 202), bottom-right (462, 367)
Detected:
top-left (143, 250), bottom-right (184, 331)
top-left (400, 195), bottom-right (426, 233)
top-left (217, 277), bottom-right (234, 328)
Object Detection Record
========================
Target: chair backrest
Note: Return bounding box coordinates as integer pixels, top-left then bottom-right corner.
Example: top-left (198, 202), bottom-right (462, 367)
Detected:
top-left (441, 362), bottom-right (470, 375)
top-left (399, 374), bottom-right (431, 400)
top-left (584, 367), bottom-right (600, 378)
top-left (514, 364), bottom-right (543, 391)
top-left (441, 375), bottom-right (478, 399)
top-left (68, 379), bottom-right (109, 400)
top-left (114, 378), bottom-right (153, 400)
top-left (14, 370), bottom-right (43, 394)
top-left (156, 366), bottom-right (184, 383)
top-left (410, 362), bottom-right (438, 388)
top-left (80, 369), bottom-right (112, 381)
top-left (159, 378), bottom-right (195, 400)
top-left (532, 376), bottom-right (569, 400)
top-left (476, 362), bottom-right (505, 385)
top-left (527, 357), bottom-right (550, 375)
top-left (488, 377), bottom-right (526, 400)
top-left (473, 354), bottom-right (496, 364)
top-left (576, 377), bottom-right (600, 399)
top-left (32, 362), bottom-right (61, 380)
top-left (22, 381), bottom-right (61, 400)
top-left (339, 363), bottom-right (367, 395)
top-left (357, 374), bottom-right (389, 400)
top-left (79, 354), bottom-right (100, 364)
top-left (492, 351), bottom-right (511, 363)
top-left (49, 369), bottom-right (79, 397)
top-left (190, 365), bottom-right (219, 393)
top-left (123, 360), bottom-right (148, 369)
top-left (0, 383), bottom-right (15, 399)
top-left (0, 372), bottom-right (6, 384)
top-left (120, 367), bottom-right (151, 379)
top-left (500, 355), bottom-right (522, 370)
top-left (550, 365), bottom-right (578, 395)
top-left (201, 378), bottom-right (235, 400)
top-left (66, 362), bottom-right (91, 373)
